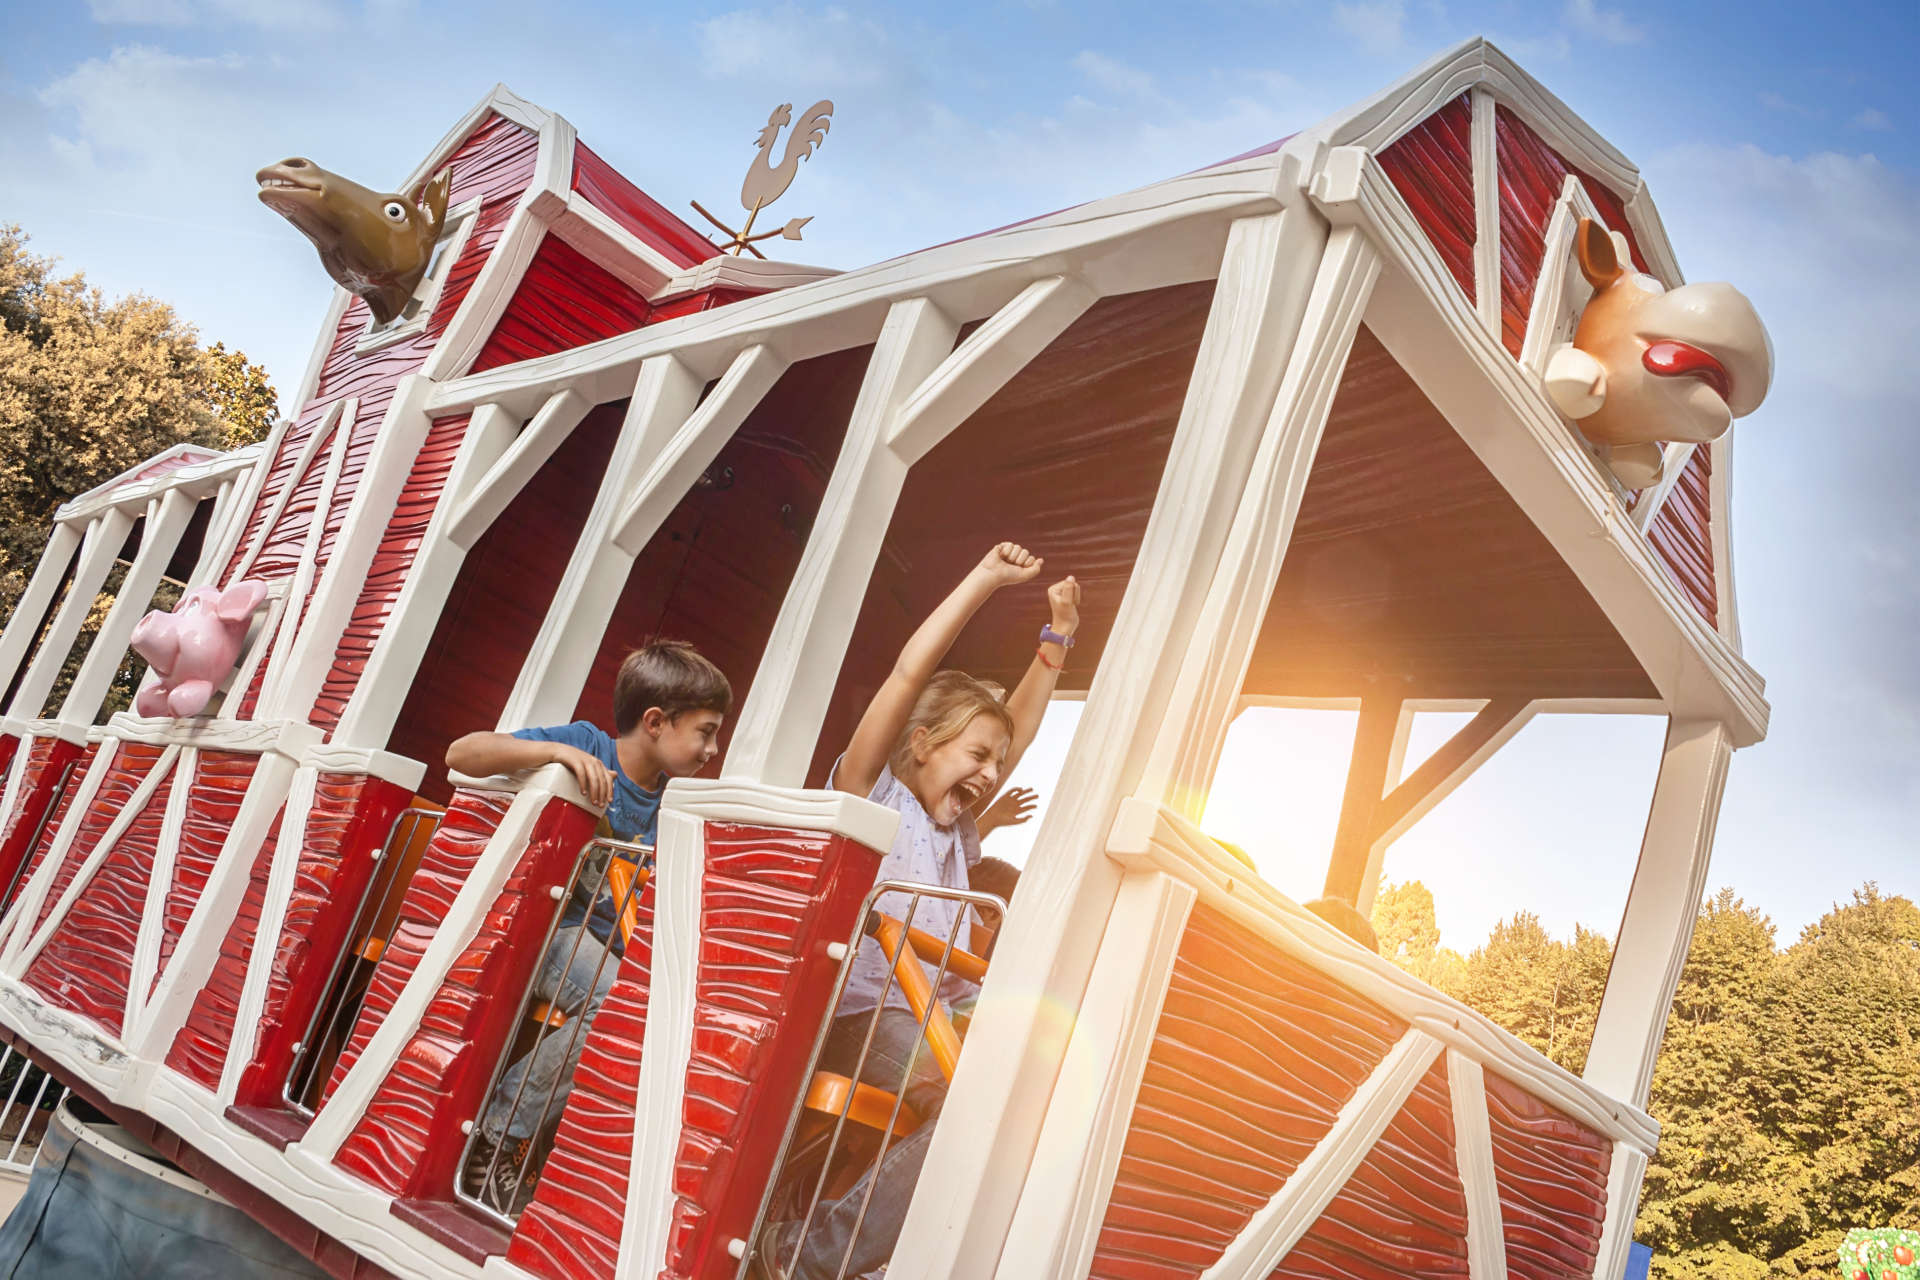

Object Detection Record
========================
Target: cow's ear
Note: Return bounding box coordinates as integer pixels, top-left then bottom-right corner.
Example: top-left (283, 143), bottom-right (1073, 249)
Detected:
top-left (1574, 217), bottom-right (1623, 291)
top-left (215, 579), bottom-right (267, 622)
top-left (414, 167), bottom-right (452, 237)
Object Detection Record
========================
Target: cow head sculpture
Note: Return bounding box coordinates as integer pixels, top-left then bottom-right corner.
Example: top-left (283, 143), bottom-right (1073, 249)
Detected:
top-left (257, 158), bottom-right (452, 326)
top-left (1542, 218), bottom-right (1773, 488)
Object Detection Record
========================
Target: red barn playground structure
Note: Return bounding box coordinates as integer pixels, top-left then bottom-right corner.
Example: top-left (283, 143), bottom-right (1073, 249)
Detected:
top-left (0, 39), bottom-right (1771, 1280)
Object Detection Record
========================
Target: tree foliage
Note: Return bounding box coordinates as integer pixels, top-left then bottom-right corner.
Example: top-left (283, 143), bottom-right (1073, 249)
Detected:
top-left (0, 225), bottom-right (277, 717)
top-left (1373, 880), bottom-right (1920, 1276)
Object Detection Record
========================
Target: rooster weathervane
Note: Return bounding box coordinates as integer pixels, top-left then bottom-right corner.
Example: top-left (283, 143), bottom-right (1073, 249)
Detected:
top-left (692, 100), bottom-right (834, 258)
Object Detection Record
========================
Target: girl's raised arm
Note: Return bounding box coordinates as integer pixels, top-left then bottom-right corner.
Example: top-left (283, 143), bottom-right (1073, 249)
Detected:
top-left (836, 542), bottom-right (1043, 798)
top-left (995, 574), bottom-right (1080, 787)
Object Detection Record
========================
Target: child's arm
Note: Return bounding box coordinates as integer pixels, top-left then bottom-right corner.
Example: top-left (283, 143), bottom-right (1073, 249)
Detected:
top-left (836, 542), bottom-right (1043, 798)
top-left (445, 732), bottom-right (616, 808)
top-left (996, 575), bottom-right (1081, 783)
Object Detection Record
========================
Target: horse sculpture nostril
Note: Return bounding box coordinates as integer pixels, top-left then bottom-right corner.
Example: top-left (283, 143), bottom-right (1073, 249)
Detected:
top-left (283, 157), bottom-right (310, 169)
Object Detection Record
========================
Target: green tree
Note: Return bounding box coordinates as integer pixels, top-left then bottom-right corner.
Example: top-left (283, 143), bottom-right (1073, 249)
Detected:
top-left (1371, 879), bottom-right (1467, 995)
top-left (1456, 910), bottom-right (1611, 1074)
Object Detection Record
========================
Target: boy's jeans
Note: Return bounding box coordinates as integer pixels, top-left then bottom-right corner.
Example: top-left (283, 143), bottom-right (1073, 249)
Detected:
top-left (781, 999), bottom-right (973, 1280)
top-left (479, 925), bottom-right (620, 1143)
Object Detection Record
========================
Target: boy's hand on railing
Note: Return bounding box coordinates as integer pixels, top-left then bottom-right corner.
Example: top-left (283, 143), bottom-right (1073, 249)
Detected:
top-left (973, 542), bottom-right (1044, 590)
top-left (1047, 575), bottom-right (1080, 639)
top-left (548, 743), bottom-right (614, 809)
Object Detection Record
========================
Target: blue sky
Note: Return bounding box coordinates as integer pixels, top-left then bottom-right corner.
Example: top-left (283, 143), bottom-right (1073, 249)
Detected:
top-left (4, 1), bottom-right (1915, 951)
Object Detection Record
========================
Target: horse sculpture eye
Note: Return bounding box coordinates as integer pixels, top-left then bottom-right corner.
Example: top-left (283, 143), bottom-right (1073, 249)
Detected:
top-left (383, 201), bottom-right (407, 221)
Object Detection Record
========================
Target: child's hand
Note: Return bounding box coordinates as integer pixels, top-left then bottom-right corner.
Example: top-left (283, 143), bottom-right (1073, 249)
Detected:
top-left (977, 786), bottom-right (1038, 837)
top-left (1047, 575), bottom-right (1081, 638)
top-left (550, 743), bottom-right (615, 809)
top-left (975, 542), bottom-right (1044, 589)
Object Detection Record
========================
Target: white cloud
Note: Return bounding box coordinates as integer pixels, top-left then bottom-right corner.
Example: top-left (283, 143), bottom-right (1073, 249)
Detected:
top-left (1331, 0), bottom-right (1406, 57)
top-left (1853, 107), bottom-right (1891, 131)
top-left (1072, 51), bottom-right (1160, 102)
top-left (87, 0), bottom-right (344, 30)
top-left (1563, 0), bottom-right (1643, 44)
top-left (696, 5), bottom-right (916, 93)
top-left (40, 45), bottom-right (256, 170)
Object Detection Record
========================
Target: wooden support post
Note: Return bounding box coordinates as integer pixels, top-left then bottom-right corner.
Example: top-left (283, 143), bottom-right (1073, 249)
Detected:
top-left (6, 508), bottom-right (135, 725)
top-left (0, 522), bottom-right (82, 706)
top-left (1583, 717), bottom-right (1731, 1109)
top-left (1323, 696), bottom-right (1402, 905)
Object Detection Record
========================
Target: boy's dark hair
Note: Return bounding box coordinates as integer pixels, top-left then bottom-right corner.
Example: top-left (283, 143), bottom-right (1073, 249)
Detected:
top-left (613, 641), bottom-right (732, 734)
top-left (969, 856), bottom-right (1021, 905)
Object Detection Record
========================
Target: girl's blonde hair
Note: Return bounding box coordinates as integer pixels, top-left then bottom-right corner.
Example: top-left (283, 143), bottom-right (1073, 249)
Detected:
top-left (890, 670), bottom-right (1015, 775)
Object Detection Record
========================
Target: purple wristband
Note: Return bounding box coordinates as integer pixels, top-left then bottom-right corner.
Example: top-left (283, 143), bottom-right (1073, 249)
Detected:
top-left (1039, 624), bottom-right (1076, 650)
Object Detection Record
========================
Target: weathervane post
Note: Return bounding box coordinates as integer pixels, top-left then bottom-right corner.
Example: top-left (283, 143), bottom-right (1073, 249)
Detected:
top-left (692, 99), bottom-right (835, 258)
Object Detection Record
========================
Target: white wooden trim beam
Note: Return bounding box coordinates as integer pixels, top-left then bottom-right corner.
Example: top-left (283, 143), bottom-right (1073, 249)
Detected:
top-left (199, 417), bottom-right (295, 588)
top-left (328, 401), bottom-right (520, 748)
top-left (1470, 87), bottom-right (1501, 340)
top-left (889, 204), bottom-right (1332, 1280)
top-left (1590, 1141), bottom-right (1651, 1280)
top-left (1142, 223), bottom-right (1379, 819)
top-left (6, 508), bottom-right (136, 723)
top-left (256, 401), bottom-right (356, 717)
top-left (124, 745), bottom-right (195, 1032)
top-left (1583, 717), bottom-right (1731, 1108)
top-left (887, 274), bottom-right (1098, 466)
top-left (1630, 442), bottom-right (1697, 533)
top-left (1314, 148), bottom-right (1769, 744)
top-left (51, 442), bottom-right (259, 526)
top-left (0, 744), bottom-right (115, 958)
top-left (1199, 1030), bottom-right (1444, 1279)
top-left (500, 355), bottom-right (708, 730)
top-left (1708, 434), bottom-right (1740, 649)
top-left (609, 345), bottom-right (787, 555)
top-left (123, 731), bottom-right (318, 1063)
top-left (446, 389), bottom-right (591, 549)
top-left (994, 869), bottom-right (1195, 1280)
top-left (1109, 796), bottom-right (1661, 1152)
top-left (0, 522), bottom-right (82, 699)
top-left (229, 401), bottom-right (347, 585)
top-left (722, 296), bottom-right (961, 786)
top-left (551, 190), bottom-right (685, 296)
top-left (1448, 1051), bottom-right (1509, 1280)
top-left (419, 206), bottom-right (551, 384)
top-left (9, 744), bottom-right (181, 977)
top-left (56, 488), bottom-right (198, 730)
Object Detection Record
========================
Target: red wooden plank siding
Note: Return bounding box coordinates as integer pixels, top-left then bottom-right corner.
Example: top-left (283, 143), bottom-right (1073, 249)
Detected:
top-left (29, 741), bottom-right (165, 939)
top-left (0, 734), bottom-right (16, 776)
top-left (164, 806), bottom-right (288, 1090)
top-left (336, 794), bottom-right (594, 1199)
top-left (1643, 447), bottom-right (1716, 624)
top-left (1484, 1071), bottom-right (1612, 1280)
top-left (0, 742), bottom-right (95, 917)
top-left (22, 756), bottom-right (178, 1035)
top-left (322, 787), bottom-right (514, 1105)
top-left (0, 736), bottom-right (86, 910)
top-left (507, 882), bottom-right (655, 1280)
top-left (1270, 1058), bottom-right (1469, 1279)
top-left (659, 824), bottom-right (885, 1280)
top-left (1378, 93), bottom-right (1477, 305)
top-left (572, 142), bottom-right (714, 268)
top-left (152, 751), bottom-right (260, 992)
top-left (1089, 906), bottom-right (1408, 1280)
top-left (471, 235), bottom-right (654, 372)
top-left (232, 772), bottom-right (414, 1108)
top-left (310, 412), bottom-right (472, 731)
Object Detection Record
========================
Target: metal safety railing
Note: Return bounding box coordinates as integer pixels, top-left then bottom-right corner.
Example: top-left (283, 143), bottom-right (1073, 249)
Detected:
top-left (455, 836), bottom-right (651, 1225)
top-left (742, 880), bottom-right (1006, 1280)
top-left (0, 757), bottom-right (80, 917)
top-left (283, 806), bottom-right (444, 1116)
top-left (0, 1043), bottom-right (67, 1176)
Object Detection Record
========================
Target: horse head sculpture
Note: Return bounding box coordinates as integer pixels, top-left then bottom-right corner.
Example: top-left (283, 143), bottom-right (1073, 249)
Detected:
top-left (257, 158), bottom-right (452, 326)
top-left (1543, 218), bottom-right (1773, 488)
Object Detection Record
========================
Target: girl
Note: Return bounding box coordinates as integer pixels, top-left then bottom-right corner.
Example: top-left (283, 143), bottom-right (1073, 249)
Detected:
top-left (756, 542), bottom-right (1081, 1280)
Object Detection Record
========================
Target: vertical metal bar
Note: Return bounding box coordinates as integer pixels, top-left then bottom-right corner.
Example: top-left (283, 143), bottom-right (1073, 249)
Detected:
top-left (5, 1071), bottom-right (52, 1166)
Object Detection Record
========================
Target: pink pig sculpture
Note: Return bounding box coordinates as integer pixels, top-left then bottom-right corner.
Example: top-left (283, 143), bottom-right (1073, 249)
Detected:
top-left (129, 580), bottom-right (268, 719)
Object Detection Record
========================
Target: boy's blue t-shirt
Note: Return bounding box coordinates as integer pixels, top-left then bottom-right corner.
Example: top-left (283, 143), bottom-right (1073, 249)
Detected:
top-left (511, 721), bottom-right (660, 950)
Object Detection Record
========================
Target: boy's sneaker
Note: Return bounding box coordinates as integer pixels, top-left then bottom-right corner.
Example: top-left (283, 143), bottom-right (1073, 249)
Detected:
top-left (749, 1220), bottom-right (797, 1280)
top-left (463, 1135), bottom-right (533, 1215)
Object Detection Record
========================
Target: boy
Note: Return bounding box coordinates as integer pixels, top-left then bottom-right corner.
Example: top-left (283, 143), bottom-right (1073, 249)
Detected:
top-left (445, 640), bottom-right (730, 1211)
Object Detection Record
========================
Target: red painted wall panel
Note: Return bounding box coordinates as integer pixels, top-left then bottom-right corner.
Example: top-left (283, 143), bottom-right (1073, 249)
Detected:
top-left (323, 787), bottom-right (515, 1105)
top-left (335, 792), bottom-right (594, 1200)
top-left (0, 741), bottom-right (95, 917)
top-left (1484, 1070), bottom-right (1612, 1280)
top-left (1378, 93), bottom-right (1477, 306)
top-left (232, 772), bottom-right (413, 1108)
top-left (29, 742), bottom-right (166, 940)
top-left (23, 751), bottom-right (178, 1035)
top-left (311, 412), bottom-right (471, 731)
top-left (471, 234), bottom-right (654, 372)
top-left (658, 823), bottom-right (884, 1280)
top-left (1090, 906), bottom-right (1408, 1280)
top-left (164, 804), bottom-right (288, 1090)
top-left (507, 881), bottom-right (655, 1280)
top-left (1643, 447), bottom-right (1716, 625)
top-left (571, 143), bottom-right (714, 269)
top-left (152, 751), bottom-right (260, 991)
top-left (0, 736), bottom-right (86, 911)
top-left (1270, 1058), bottom-right (1468, 1279)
